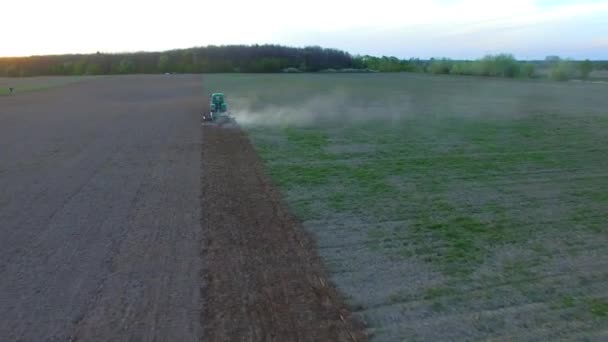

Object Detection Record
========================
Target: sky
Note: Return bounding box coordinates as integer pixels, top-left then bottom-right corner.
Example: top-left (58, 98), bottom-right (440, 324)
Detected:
top-left (3, 0), bottom-right (608, 59)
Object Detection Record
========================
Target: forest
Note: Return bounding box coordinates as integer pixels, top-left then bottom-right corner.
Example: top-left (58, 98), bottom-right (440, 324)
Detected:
top-left (1, 44), bottom-right (606, 80)
top-left (0, 45), bottom-right (353, 76)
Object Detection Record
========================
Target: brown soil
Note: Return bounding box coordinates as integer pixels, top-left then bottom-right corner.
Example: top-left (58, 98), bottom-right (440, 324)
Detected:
top-left (200, 125), bottom-right (366, 342)
top-left (0, 75), bottom-right (365, 341)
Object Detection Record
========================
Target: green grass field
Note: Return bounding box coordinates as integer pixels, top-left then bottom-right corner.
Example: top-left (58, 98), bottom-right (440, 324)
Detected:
top-left (204, 73), bottom-right (608, 340)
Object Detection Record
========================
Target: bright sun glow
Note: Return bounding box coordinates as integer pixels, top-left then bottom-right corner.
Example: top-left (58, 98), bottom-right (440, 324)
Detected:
top-left (3, 0), bottom-right (608, 58)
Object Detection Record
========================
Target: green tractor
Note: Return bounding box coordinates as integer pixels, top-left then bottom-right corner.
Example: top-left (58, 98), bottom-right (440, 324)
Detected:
top-left (203, 93), bottom-right (233, 124)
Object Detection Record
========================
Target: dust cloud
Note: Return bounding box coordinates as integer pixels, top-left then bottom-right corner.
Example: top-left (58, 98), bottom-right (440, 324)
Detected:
top-left (229, 89), bottom-right (408, 128)
top-left (209, 73), bottom-right (608, 128)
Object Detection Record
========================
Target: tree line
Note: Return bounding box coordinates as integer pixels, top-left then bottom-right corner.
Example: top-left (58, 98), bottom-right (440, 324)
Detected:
top-left (355, 54), bottom-right (605, 80)
top-left (1, 45), bottom-right (605, 81)
top-left (0, 45), bottom-right (353, 76)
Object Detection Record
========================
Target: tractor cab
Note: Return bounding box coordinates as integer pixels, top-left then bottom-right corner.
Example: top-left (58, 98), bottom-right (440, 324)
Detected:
top-left (210, 93), bottom-right (227, 113)
top-left (203, 92), bottom-right (233, 124)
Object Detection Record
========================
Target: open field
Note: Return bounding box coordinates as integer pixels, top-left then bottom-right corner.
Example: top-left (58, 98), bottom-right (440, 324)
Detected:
top-left (0, 76), bottom-right (95, 96)
top-left (590, 70), bottom-right (608, 81)
top-left (204, 73), bottom-right (608, 340)
top-left (0, 75), bottom-right (363, 341)
top-left (0, 76), bottom-right (204, 341)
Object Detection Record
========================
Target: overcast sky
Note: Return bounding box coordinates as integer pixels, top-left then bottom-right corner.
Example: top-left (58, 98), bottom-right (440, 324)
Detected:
top-left (3, 0), bottom-right (607, 59)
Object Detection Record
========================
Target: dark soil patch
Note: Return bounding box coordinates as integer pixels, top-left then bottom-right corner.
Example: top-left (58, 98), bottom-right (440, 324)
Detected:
top-left (200, 125), bottom-right (366, 341)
